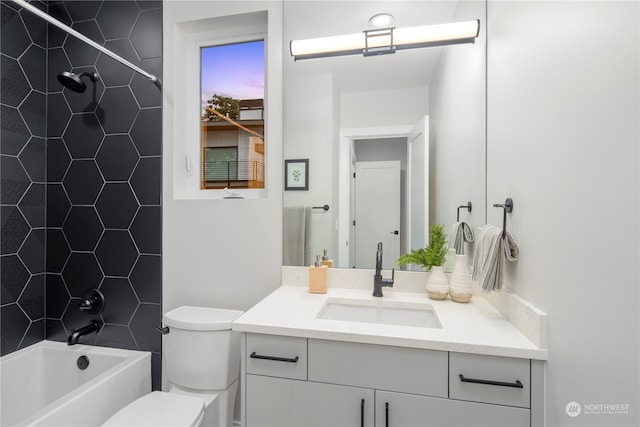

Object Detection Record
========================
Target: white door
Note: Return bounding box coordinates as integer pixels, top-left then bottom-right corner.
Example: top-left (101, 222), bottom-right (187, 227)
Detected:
top-left (354, 161), bottom-right (401, 269)
top-left (407, 116), bottom-right (429, 253)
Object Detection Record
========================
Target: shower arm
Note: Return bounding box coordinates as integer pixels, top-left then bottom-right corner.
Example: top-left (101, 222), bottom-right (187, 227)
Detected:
top-left (12, 0), bottom-right (158, 83)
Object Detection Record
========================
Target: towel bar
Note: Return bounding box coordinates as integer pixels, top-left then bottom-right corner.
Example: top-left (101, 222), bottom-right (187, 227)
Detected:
top-left (492, 198), bottom-right (513, 237)
top-left (457, 202), bottom-right (472, 221)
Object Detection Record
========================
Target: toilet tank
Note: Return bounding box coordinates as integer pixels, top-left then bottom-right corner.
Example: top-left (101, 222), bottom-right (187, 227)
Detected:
top-left (163, 306), bottom-right (244, 391)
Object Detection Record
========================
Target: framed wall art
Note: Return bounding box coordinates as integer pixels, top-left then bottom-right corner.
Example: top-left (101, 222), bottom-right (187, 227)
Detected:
top-left (285, 159), bottom-right (309, 190)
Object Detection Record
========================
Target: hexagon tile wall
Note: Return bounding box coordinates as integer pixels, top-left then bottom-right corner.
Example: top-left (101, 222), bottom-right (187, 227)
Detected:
top-left (0, 0), bottom-right (163, 389)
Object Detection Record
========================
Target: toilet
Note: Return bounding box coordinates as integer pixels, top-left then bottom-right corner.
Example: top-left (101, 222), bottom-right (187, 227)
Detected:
top-left (103, 306), bottom-right (244, 427)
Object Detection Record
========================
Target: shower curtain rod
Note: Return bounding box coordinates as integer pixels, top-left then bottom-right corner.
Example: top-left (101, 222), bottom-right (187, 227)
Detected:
top-left (12, 0), bottom-right (158, 83)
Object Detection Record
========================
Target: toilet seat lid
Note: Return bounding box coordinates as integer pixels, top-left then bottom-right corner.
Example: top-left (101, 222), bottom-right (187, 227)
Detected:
top-left (163, 306), bottom-right (244, 331)
top-left (102, 391), bottom-right (204, 427)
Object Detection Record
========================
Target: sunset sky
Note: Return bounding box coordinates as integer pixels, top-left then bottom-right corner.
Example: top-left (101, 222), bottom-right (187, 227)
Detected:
top-left (201, 40), bottom-right (265, 109)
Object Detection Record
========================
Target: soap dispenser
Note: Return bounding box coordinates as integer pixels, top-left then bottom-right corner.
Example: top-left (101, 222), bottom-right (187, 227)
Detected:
top-left (309, 254), bottom-right (328, 294)
top-left (320, 249), bottom-right (334, 268)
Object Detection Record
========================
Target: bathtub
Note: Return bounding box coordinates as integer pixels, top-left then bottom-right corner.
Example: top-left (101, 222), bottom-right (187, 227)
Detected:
top-left (0, 340), bottom-right (151, 426)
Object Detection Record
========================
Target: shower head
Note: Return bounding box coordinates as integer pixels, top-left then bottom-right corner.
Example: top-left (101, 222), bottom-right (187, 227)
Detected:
top-left (57, 71), bottom-right (98, 93)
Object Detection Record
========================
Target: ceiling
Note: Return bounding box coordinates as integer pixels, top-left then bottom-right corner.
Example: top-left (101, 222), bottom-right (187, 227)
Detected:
top-left (283, 1), bottom-right (461, 93)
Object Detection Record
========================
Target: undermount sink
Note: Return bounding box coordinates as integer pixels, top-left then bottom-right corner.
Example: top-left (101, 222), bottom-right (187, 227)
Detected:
top-left (317, 298), bottom-right (442, 328)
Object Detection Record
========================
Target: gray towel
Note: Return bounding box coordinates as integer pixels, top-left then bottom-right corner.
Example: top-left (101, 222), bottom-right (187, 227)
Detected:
top-left (449, 221), bottom-right (475, 255)
top-left (283, 206), bottom-right (312, 266)
top-left (472, 225), bottom-right (519, 291)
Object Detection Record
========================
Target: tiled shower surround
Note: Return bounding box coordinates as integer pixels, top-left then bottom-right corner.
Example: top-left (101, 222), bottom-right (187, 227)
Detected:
top-left (1, 0), bottom-right (163, 388)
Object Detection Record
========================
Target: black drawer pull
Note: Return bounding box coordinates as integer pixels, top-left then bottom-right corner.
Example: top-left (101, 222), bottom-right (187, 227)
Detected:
top-left (459, 374), bottom-right (523, 388)
top-left (360, 399), bottom-right (364, 427)
top-left (250, 352), bottom-right (299, 363)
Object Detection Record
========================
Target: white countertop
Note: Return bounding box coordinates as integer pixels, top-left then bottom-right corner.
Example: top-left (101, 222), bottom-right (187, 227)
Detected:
top-left (232, 285), bottom-right (548, 360)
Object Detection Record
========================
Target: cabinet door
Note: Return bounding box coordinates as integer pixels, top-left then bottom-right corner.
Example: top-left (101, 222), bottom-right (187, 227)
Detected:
top-left (375, 391), bottom-right (529, 427)
top-left (246, 375), bottom-right (374, 427)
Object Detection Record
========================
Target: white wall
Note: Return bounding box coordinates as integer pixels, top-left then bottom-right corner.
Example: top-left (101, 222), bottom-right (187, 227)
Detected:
top-left (429, 0), bottom-right (487, 263)
top-left (487, 1), bottom-right (639, 425)
top-left (162, 0), bottom-right (283, 313)
top-left (341, 87), bottom-right (428, 129)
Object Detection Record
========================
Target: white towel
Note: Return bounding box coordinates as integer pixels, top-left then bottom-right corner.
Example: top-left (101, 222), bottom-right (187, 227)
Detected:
top-left (449, 221), bottom-right (475, 255)
top-left (472, 225), bottom-right (519, 291)
top-left (283, 206), bottom-right (312, 266)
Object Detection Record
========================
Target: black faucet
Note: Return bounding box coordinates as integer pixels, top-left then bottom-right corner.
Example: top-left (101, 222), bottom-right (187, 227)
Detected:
top-left (67, 321), bottom-right (101, 345)
top-left (373, 242), bottom-right (394, 297)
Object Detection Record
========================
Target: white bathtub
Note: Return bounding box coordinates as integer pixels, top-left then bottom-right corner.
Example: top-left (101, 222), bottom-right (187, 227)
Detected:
top-left (0, 340), bottom-right (151, 426)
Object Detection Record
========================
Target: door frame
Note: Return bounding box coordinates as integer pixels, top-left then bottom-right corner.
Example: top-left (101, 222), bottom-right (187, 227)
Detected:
top-left (338, 124), bottom-right (415, 267)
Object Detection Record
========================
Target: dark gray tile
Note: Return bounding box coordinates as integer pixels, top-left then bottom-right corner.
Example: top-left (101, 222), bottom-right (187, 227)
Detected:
top-left (47, 48), bottom-right (72, 91)
top-left (63, 114), bottom-right (104, 158)
top-left (96, 324), bottom-right (137, 350)
top-left (47, 3), bottom-right (71, 48)
top-left (46, 229), bottom-right (70, 273)
top-left (96, 183), bottom-right (139, 229)
top-left (95, 230), bottom-right (138, 277)
top-left (45, 318), bottom-right (68, 342)
top-left (19, 91), bottom-right (46, 137)
top-left (95, 39), bottom-right (137, 87)
top-left (0, 3), bottom-right (31, 59)
top-left (130, 206), bottom-right (160, 254)
top-left (65, 0), bottom-right (102, 22)
top-left (63, 206), bottom-right (104, 251)
top-left (97, 1), bottom-right (139, 40)
top-left (46, 138), bottom-right (71, 182)
top-left (46, 183), bottom-right (71, 227)
top-left (64, 20), bottom-right (104, 67)
top-left (96, 134), bottom-right (139, 181)
top-left (62, 252), bottom-right (103, 296)
top-left (19, 45), bottom-right (46, 92)
top-left (47, 94), bottom-right (72, 138)
top-left (18, 183), bottom-right (45, 227)
top-left (96, 87), bottom-right (139, 133)
top-left (63, 160), bottom-right (104, 205)
top-left (131, 9), bottom-right (162, 60)
top-left (1, 206), bottom-right (29, 255)
top-left (45, 274), bottom-right (71, 318)
top-left (0, 155), bottom-right (30, 205)
top-left (20, 2), bottom-right (47, 48)
top-left (19, 137), bottom-right (46, 183)
top-left (18, 228), bottom-right (45, 274)
top-left (19, 274), bottom-right (45, 320)
top-left (1, 54), bottom-right (29, 107)
top-left (0, 303), bottom-right (30, 356)
top-left (136, 0), bottom-right (161, 11)
top-left (129, 255), bottom-right (160, 303)
top-left (130, 157), bottom-right (160, 205)
top-left (130, 303), bottom-right (160, 352)
top-left (130, 108), bottom-right (161, 156)
top-left (1, 105), bottom-right (30, 155)
top-left (20, 319), bottom-right (45, 349)
top-left (100, 277), bottom-right (138, 325)
top-left (130, 57), bottom-right (161, 108)
top-left (1, 255), bottom-right (29, 304)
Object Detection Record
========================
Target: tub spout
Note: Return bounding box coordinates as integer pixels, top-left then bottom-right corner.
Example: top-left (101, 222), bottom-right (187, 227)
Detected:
top-left (67, 321), bottom-right (101, 345)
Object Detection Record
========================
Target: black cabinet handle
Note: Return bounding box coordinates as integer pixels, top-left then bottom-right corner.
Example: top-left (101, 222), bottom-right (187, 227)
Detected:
top-left (249, 352), bottom-right (299, 363)
top-left (360, 399), bottom-right (364, 427)
top-left (459, 374), bottom-right (523, 388)
top-left (385, 402), bottom-right (389, 427)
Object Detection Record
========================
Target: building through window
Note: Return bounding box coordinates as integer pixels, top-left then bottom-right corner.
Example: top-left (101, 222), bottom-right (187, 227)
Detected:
top-left (200, 40), bottom-right (265, 189)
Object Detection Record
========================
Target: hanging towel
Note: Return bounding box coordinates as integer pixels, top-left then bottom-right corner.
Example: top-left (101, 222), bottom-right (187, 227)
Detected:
top-left (449, 221), bottom-right (475, 255)
top-left (472, 225), bottom-right (519, 291)
top-left (283, 206), bottom-right (312, 266)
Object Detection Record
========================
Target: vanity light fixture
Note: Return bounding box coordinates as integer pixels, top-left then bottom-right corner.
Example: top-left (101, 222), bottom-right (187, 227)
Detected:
top-left (290, 19), bottom-right (480, 60)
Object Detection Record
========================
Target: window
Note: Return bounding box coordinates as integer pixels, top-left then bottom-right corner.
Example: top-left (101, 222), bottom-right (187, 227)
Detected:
top-left (200, 40), bottom-right (265, 190)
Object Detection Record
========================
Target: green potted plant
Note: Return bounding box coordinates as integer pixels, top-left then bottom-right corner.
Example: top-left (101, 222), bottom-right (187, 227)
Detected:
top-left (397, 224), bottom-right (450, 300)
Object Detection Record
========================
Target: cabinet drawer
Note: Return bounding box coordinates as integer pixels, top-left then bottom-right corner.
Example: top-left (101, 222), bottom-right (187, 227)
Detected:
top-left (308, 339), bottom-right (447, 398)
top-left (449, 352), bottom-right (530, 408)
top-left (246, 333), bottom-right (307, 380)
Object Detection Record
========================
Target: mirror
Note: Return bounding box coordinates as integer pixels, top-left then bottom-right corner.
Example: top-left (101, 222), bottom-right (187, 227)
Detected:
top-left (283, 0), bottom-right (486, 269)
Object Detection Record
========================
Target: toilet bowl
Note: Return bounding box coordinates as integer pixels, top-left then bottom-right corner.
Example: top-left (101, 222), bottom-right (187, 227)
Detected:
top-left (102, 306), bottom-right (243, 427)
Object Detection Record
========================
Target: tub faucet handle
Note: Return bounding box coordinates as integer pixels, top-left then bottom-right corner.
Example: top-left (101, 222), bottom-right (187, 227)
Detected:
top-left (78, 289), bottom-right (105, 315)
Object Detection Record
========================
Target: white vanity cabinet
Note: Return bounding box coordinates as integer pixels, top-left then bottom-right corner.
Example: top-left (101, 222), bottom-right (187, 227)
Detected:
top-left (242, 333), bottom-right (541, 427)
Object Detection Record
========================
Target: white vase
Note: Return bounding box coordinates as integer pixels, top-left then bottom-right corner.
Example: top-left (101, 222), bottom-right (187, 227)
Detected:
top-left (449, 254), bottom-right (473, 303)
top-left (426, 266), bottom-right (449, 300)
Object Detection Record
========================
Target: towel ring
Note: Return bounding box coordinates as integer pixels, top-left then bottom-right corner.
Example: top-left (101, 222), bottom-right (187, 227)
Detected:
top-left (492, 198), bottom-right (513, 237)
top-left (457, 202), bottom-right (472, 222)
